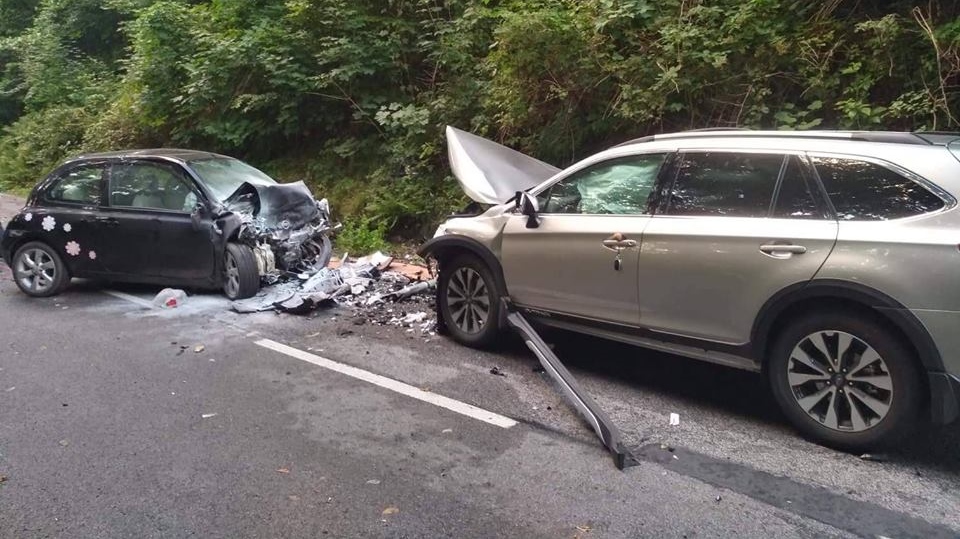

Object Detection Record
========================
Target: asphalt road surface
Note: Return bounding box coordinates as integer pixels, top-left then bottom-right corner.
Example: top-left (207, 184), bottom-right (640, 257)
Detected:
top-left (1, 197), bottom-right (959, 537)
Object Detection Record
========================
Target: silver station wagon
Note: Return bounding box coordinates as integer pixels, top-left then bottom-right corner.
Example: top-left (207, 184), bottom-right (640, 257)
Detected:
top-left (420, 128), bottom-right (960, 451)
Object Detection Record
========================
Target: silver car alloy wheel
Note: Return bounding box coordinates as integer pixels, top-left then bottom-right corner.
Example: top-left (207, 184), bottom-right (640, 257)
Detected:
top-left (14, 247), bottom-right (56, 294)
top-left (446, 267), bottom-right (490, 334)
top-left (224, 251), bottom-right (241, 298)
top-left (787, 330), bottom-right (893, 432)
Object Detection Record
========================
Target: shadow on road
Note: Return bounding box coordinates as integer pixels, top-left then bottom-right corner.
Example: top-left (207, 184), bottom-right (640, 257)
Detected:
top-left (518, 325), bottom-right (960, 475)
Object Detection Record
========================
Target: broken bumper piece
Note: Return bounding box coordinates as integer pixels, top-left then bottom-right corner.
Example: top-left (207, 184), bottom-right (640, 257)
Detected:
top-left (230, 253), bottom-right (436, 317)
top-left (502, 299), bottom-right (638, 470)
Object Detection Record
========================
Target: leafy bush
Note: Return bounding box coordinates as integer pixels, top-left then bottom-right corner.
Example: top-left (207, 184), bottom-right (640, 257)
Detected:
top-left (1, 0), bottom-right (960, 244)
top-left (334, 218), bottom-right (389, 256)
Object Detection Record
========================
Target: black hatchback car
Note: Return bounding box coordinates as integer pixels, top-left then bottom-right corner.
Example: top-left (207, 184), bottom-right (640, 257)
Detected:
top-left (0, 149), bottom-right (335, 299)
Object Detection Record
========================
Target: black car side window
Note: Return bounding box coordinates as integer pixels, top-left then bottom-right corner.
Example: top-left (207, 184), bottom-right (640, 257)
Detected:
top-left (110, 162), bottom-right (198, 212)
top-left (666, 152), bottom-right (785, 217)
top-left (812, 156), bottom-right (945, 220)
top-left (772, 156), bottom-right (826, 219)
top-left (542, 154), bottom-right (666, 215)
top-left (45, 165), bottom-right (104, 205)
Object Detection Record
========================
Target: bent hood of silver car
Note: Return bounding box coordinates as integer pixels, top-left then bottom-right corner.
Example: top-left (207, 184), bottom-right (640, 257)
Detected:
top-left (446, 126), bottom-right (560, 204)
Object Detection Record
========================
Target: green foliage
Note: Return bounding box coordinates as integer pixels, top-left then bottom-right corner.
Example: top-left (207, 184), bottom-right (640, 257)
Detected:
top-left (334, 218), bottom-right (389, 256)
top-left (2, 0), bottom-right (960, 244)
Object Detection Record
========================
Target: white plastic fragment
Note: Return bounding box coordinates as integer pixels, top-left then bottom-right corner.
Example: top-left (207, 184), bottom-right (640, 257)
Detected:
top-left (201, 413), bottom-right (218, 419)
top-left (402, 312), bottom-right (428, 325)
top-left (153, 288), bottom-right (188, 309)
top-left (669, 413), bottom-right (680, 426)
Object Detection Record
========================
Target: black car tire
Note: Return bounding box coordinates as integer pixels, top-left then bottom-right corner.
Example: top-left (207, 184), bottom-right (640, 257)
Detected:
top-left (768, 310), bottom-right (922, 451)
top-left (438, 253), bottom-right (502, 349)
top-left (11, 241), bottom-right (70, 297)
top-left (223, 242), bottom-right (260, 300)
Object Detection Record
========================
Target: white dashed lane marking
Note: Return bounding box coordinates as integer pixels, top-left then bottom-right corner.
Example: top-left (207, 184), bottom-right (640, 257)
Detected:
top-left (102, 289), bottom-right (154, 309)
top-left (255, 338), bottom-right (518, 429)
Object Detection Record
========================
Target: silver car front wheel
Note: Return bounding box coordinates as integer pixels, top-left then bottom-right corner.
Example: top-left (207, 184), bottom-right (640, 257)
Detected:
top-left (446, 267), bottom-right (490, 335)
top-left (438, 254), bottom-right (502, 348)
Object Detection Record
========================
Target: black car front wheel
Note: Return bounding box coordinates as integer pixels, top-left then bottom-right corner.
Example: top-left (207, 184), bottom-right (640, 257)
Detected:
top-left (223, 243), bottom-right (260, 300)
top-left (12, 241), bottom-right (70, 297)
top-left (438, 254), bottom-right (502, 349)
top-left (768, 310), bottom-right (922, 451)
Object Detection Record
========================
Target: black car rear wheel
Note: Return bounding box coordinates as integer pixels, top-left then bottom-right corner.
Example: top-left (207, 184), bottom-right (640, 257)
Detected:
top-left (12, 241), bottom-right (70, 297)
top-left (223, 243), bottom-right (260, 300)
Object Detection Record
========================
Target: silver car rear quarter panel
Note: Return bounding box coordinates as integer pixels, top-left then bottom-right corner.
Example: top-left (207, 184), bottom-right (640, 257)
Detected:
top-left (912, 309), bottom-right (960, 376)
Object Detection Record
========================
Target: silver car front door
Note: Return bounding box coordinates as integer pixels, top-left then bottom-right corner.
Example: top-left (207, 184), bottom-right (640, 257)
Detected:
top-left (637, 152), bottom-right (838, 344)
top-left (501, 153), bottom-right (667, 326)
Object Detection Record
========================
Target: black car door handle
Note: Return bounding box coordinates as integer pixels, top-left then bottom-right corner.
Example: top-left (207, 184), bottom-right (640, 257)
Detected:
top-left (95, 216), bottom-right (120, 227)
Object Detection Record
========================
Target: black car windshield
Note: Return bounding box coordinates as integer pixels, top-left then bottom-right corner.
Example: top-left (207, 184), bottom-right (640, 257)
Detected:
top-left (189, 157), bottom-right (277, 201)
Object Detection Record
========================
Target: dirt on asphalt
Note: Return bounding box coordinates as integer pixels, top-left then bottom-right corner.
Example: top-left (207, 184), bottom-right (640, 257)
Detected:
top-left (0, 193), bottom-right (24, 225)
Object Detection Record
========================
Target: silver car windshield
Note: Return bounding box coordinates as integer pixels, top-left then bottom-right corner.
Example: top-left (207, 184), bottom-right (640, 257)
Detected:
top-left (189, 157), bottom-right (277, 201)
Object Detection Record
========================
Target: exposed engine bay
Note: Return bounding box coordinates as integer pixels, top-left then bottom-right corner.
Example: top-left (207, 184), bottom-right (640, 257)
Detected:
top-left (221, 181), bottom-right (339, 282)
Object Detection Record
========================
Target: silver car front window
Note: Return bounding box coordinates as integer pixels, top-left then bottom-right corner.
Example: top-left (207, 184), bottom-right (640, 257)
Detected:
top-left (541, 154), bottom-right (666, 215)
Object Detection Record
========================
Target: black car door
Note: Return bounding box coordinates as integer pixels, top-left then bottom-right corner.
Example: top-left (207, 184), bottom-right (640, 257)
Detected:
top-left (100, 160), bottom-right (216, 281)
top-left (34, 162), bottom-right (109, 277)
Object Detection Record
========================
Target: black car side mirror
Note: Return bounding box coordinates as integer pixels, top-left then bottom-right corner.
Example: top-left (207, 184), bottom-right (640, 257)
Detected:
top-left (516, 191), bottom-right (540, 229)
top-left (190, 203), bottom-right (206, 231)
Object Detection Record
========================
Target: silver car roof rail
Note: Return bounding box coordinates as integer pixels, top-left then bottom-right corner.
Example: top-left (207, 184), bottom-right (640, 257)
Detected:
top-left (612, 129), bottom-right (933, 148)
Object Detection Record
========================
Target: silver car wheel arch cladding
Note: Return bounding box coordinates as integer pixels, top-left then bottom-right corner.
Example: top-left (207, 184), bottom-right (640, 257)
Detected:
top-left (14, 247), bottom-right (57, 294)
top-left (446, 267), bottom-right (490, 334)
top-left (788, 330), bottom-right (894, 432)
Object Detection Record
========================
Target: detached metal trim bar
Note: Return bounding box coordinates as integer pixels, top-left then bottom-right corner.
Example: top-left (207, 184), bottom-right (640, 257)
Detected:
top-left (502, 299), bottom-right (638, 470)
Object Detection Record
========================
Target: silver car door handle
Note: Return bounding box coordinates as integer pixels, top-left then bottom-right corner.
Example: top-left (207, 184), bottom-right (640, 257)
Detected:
top-left (602, 239), bottom-right (638, 250)
top-left (759, 244), bottom-right (807, 255)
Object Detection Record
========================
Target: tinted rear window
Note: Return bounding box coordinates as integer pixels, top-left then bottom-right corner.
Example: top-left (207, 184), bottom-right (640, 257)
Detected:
top-left (772, 156), bottom-right (824, 219)
top-left (812, 157), bottom-right (944, 220)
top-left (666, 152), bottom-right (784, 217)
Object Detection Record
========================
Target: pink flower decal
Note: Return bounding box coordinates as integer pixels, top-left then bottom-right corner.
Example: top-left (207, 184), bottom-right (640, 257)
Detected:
top-left (63, 223), bottom-right (72, 233)
top-left (88, 251), bottom-right (97, 260)
top-left (24, 213), bottom-right (33, 222)
top-left (42, 215), bottom-right (56, 232)
top-left (65, 241), bottom-right (81, 257)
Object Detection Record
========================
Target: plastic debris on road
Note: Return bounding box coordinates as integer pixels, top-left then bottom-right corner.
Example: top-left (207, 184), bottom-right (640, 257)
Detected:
top-left (231, 251), bottom-right (438, 331)
top-left (153, 288), bottom-right (187, 308)
top-left (669, 413), bottom-right (680, 426)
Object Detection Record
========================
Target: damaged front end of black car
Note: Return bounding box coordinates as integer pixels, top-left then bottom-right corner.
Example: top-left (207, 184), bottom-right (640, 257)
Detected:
top-left (216, 181), bottom-right (339, 292)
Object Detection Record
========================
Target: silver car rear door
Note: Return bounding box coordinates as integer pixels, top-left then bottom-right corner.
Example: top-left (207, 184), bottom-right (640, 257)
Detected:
top-left (636, 151), bottom-right (838, 345)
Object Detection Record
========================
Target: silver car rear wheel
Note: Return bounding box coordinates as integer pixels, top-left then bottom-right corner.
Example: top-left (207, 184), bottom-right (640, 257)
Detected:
top-left (446, 267), bottom-right (490, 334)
top-left (769, 310), bottom-right (922, 451)
top-left (787, 330), bottom-right (893, 433)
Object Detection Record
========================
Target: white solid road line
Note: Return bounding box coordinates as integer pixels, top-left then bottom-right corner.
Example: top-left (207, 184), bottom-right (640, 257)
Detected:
top-left (103, 290), bottom-right (154, 309)
top-left (255, 338), bottom-right (518, 429)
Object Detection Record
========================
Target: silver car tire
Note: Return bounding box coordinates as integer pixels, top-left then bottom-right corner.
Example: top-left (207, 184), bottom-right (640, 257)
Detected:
top-left (438, 254), bottom-right (502, 349)
top-left (12, 241), bottom-right (70, 298)
top-left (769, 311), bottom-right (922, 451)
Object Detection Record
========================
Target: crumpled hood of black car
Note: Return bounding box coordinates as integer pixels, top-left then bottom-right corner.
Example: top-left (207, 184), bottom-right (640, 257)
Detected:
top-left (222, 181), bottom-right (320, 229)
